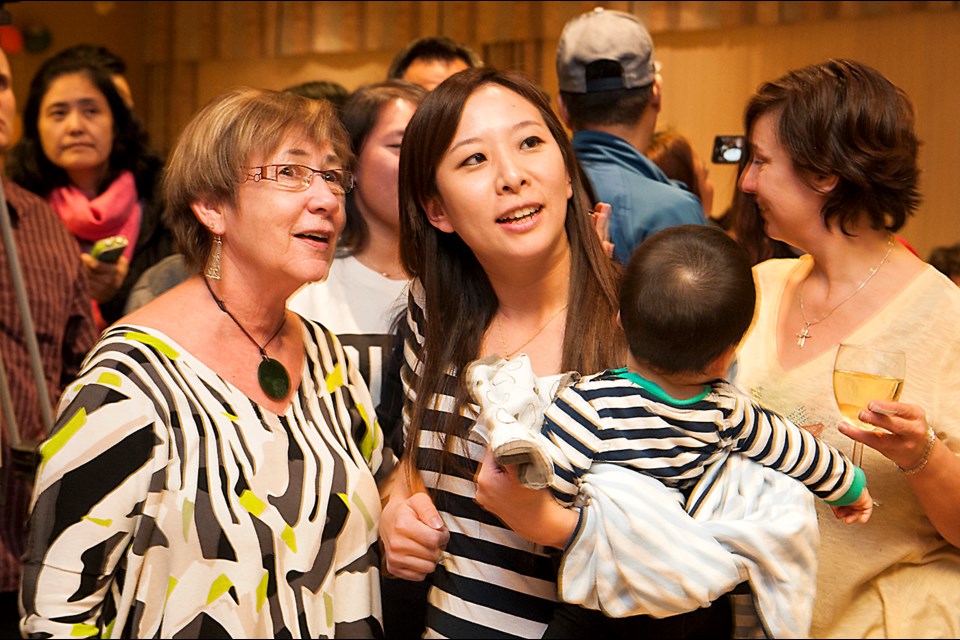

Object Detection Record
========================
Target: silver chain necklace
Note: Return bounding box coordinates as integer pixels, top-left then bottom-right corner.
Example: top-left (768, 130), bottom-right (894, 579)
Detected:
top-left (796, 237), bottom-right (895, 348)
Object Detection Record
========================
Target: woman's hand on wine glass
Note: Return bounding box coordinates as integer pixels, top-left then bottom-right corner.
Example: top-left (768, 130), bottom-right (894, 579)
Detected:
top-left (838, 400), bottom-right (933, 471)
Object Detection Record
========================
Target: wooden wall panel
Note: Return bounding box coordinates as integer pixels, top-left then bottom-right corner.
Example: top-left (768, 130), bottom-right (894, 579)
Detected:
top-left (144, 2), bottom-right (172, 65)
top-left (539, 2), bottom-right (598, 37)
top-left (675, 1), bottom-right (723, 30)
top-left (19, 0), bottom-right (953, 255)
top-left (170, 2), bottom-right (216, 62)
top-left (438, 2), bottom-right (477, 46)
top-left (414, 2), bottom-right (443, 37)
top-left (483, 39), bottom-right (544, 83)
top-left (215, 2), bottom-right (268, 61)
top-left (276, 1), bottom-right (313, 58)
top-left (361, 1), bottom-right (422, 53)
top-left (311, 1), bottom-right (361, 53)
top-left (145, 59), bottom-right (199, 154)
top-left (755, 2), bottom-right (786, 25)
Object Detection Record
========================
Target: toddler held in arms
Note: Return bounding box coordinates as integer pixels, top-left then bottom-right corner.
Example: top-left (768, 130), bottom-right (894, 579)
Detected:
top-left (470, 225), bottom-right (871, 638)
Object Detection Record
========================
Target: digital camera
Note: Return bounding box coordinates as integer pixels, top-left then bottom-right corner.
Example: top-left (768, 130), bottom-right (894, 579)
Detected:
top-left (711, 135), bottom-right (746, 164)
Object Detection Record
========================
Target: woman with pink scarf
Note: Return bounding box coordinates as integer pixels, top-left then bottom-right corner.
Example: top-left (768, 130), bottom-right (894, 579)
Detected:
top-left (9, 45), bottom-right (173, 330)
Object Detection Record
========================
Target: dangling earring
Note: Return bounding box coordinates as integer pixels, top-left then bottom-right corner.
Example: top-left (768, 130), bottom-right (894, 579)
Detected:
top-left (205, 234), bottom-right (222, 280)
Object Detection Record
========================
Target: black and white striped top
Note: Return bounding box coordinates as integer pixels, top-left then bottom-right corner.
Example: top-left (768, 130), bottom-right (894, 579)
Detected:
top-left (400, 284), bottom-right (559, 639)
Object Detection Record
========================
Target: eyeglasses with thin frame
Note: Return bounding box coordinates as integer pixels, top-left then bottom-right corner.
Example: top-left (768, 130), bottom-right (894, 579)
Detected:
top-left (244, 164), bottom-right (355, 195)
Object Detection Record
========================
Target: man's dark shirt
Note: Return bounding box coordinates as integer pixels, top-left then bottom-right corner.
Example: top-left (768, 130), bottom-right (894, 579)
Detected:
top-left (0, 177), bottom-right (96, 592)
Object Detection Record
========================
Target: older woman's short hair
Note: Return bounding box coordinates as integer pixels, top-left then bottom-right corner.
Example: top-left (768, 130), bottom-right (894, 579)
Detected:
top-left (163, 87), bottom-right (352, 270)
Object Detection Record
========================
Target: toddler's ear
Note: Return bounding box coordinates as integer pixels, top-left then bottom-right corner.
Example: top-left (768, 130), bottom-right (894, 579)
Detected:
top-left (709, 344), bottom-right (740, 379)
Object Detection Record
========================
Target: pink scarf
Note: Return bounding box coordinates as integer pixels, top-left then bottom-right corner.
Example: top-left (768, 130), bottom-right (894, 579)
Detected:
top-left (48, 170), bottom-right (142, 263)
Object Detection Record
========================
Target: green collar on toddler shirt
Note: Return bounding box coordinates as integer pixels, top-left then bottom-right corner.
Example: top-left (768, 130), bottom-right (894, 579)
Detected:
top-left (611, 367), bottom-right (711, 405)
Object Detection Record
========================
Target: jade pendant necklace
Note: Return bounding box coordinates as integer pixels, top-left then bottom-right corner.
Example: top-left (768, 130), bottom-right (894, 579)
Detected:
top-left (203, 278), bottom-right (291, 400)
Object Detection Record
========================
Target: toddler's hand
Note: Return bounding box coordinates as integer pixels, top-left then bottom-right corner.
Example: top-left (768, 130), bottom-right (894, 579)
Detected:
top-left (830, 487), bottom-right (873, 524)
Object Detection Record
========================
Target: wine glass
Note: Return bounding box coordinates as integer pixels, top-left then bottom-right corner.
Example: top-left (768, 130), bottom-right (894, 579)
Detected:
top-left (832, 343), bottom-right (905, 467)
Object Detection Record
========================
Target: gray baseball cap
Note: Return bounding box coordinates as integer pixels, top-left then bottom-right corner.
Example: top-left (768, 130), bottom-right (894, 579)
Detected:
top-left (556, 8), bottom-right (657, 94)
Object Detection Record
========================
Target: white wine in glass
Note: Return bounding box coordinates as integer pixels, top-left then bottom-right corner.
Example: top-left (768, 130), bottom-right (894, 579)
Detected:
top-left (832, 343), bottom-right (905, 466)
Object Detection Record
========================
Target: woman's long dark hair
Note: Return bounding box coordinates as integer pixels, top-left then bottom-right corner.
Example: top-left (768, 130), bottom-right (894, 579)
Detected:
top-left (8, 45), bottom-right (162, 200)
top-left (398, 67), bottom-right (625, 475)
top-left (338, 79), bottom-right (427, 254)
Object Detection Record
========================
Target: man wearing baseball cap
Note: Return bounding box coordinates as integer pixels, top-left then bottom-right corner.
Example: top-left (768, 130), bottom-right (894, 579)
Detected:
top-left (556, 8), bottom-right (707, 264)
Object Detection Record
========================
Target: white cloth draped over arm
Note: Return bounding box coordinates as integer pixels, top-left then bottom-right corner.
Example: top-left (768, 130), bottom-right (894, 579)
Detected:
top-left (559, 454), bottom-right (819, 639)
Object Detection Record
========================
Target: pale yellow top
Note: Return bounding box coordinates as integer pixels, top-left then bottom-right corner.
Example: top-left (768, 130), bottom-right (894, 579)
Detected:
top-left (736, 256), bottom-right (960, 639)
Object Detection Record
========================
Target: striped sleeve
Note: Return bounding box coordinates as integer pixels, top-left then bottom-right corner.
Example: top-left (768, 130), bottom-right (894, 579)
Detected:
top-left (722, 383), bottom-right (859, 502)
top-left (397, 280), bottom-right (560, 638)
top-left (541, 384), bottom-right (607, 505)
top-left (398, 284), bottom-right (423, 450)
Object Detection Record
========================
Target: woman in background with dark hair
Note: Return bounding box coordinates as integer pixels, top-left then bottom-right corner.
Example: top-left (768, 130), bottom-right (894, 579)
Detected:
top-left (289, 79), bottom-right (427, 449)
top-left (8, 45), bottom-right (173, 328)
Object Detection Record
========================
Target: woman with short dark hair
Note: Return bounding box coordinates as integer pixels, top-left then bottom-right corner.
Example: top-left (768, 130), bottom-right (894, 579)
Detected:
top-left (735, 58), bottom-right (960, 638)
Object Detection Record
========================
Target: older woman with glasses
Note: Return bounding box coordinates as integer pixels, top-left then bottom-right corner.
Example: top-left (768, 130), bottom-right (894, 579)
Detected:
top-left (19, 87), bottom-right (390, 638)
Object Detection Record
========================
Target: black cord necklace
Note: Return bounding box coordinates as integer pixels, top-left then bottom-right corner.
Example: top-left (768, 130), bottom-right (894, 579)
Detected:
top-left (203, 277), bottom-right (291, 400)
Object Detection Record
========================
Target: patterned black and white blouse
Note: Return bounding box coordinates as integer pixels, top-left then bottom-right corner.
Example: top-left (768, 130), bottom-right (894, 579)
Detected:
top-left (21, 318), bottom-right (387, 638)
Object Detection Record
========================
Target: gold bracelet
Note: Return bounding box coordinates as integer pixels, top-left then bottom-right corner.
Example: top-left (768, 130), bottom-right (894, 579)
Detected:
top-left (897, 426), bottom-right (936, 475)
